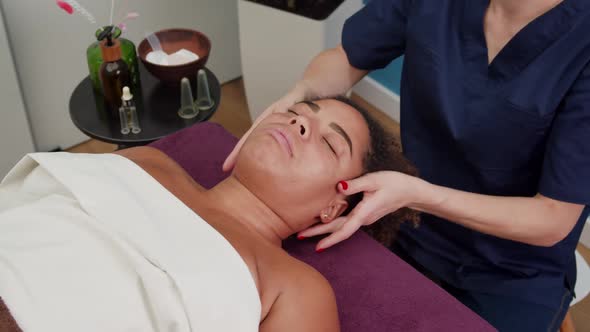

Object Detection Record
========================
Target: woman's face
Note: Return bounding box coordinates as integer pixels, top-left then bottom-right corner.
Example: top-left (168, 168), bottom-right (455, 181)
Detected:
top-left (234, 99), bottom-right (370, 226)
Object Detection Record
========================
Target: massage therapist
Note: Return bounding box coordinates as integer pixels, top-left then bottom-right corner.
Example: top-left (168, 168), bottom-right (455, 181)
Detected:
top-left (224, 0), bottom-right (590, 330)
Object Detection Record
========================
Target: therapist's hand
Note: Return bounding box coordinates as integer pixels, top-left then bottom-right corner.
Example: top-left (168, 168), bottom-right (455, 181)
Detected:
top-left (298, 171), bottom-right (423, 251)
top-left (222, 83), bottom-right (309, 172)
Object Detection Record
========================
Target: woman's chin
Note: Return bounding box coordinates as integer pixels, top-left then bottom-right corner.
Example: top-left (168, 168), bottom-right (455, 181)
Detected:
top-left (240, 143), bottom-right (288, 167)
top-left (234, 151), bottom-right (286, 181)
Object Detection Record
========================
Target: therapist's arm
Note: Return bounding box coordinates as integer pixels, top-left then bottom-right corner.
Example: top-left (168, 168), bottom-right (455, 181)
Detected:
top-left (299, 172), bottom-right (584, 249)
top-left (298, 45), bottom-right (369, 99)
top-left (409, 180), bottom-right (584, 247)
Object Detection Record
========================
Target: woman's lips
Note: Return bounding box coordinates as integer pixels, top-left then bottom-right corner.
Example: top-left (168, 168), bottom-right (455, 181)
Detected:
top-left (269, 128), bottom-right (294, 157)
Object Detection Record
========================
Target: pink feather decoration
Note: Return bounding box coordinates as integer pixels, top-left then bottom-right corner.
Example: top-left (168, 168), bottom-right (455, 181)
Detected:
top-left (56, 0), bottom-right (74, 14)
top-left (115, 12), bottom-right (139, 32)
top-left (58, 0), bottom-right (96, 24)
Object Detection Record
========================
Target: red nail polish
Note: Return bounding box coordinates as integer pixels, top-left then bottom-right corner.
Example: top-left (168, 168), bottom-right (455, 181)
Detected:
top-left (316, 248), bottom-right (325, 253)
top-left (297, 235), bottom-right (306, 240)
top-left (339, 181), bottom-right (348, 190)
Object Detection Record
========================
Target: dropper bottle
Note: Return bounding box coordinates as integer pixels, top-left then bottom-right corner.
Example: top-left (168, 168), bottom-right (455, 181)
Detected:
top-left (120, 86), bottom-right (141, 134)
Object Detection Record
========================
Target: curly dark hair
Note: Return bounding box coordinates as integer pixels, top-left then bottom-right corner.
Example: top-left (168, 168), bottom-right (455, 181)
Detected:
top-left (313, 96), bottom-right (420, 247)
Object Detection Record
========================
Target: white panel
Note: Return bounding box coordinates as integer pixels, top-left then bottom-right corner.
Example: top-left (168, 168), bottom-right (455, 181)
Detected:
top-left (238, 0), bottom-right (363, 120)
top-left (0, 5), bottom-right (35, 178)
top-left (1, 0), bottom-right (241, 151)
top-left (353, 76), bottom-right (401, 122)
top-left (572, 250), bottom-right (590, 306)
top-left (581, 219), bottom-right (590, 248)
top-left (238, 0), bottom-right (323, 119)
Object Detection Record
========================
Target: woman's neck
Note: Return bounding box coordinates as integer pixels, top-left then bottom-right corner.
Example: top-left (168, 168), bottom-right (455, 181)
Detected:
top-left (489, 0), bottom-right (563, 24)
top-left (203, 176), bottom-right (296, 247)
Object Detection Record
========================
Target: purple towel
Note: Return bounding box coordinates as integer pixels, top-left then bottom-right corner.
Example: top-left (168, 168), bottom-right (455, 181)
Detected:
top-left (149, 122), bottom-right (496, 332)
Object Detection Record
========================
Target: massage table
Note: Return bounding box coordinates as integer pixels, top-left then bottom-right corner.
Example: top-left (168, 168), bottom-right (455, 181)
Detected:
top-left (149, 122), bottom-right (496, 331)
top-left (0, 122), bottom-right (496, 332)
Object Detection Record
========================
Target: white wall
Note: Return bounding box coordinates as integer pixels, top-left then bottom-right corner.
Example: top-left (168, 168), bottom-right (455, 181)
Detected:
top-left (352, 77), bottom-right (401, 122)
top-left (1, 0), bottom-right (241, 151)
top-left (239, 0), bottom-right (364, 120)
top-left (0, 5), bottom-right (35, 177)
top-left (581, 220), bottom-right (590, 248)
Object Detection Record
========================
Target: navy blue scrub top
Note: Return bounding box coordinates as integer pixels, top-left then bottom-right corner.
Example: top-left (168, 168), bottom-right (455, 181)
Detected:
top-left (343, 0), bottom-right (590, 308)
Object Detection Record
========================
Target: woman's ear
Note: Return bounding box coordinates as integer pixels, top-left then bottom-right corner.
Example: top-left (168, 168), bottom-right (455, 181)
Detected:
top-left (319, 198), bottom-right (349, 223)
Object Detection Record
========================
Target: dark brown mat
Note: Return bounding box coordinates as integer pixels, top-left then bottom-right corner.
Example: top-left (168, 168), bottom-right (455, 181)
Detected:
top-left (0, 297), bottom-right (22, 332)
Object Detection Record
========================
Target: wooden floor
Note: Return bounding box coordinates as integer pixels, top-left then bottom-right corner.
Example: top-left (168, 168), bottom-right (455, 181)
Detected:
top-left (67, 78), bottom-right (590, 331)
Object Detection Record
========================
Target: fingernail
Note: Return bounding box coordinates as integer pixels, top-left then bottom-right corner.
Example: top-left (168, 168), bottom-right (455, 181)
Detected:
top-left (316, 248), bottom-right (325, 253)
top-left (339, 181), bottom-right (348, 191)
top-left (297, 235), bottom-right (306, 240)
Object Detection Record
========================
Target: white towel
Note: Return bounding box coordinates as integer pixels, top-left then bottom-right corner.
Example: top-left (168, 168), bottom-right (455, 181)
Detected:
top-left (0, 152), bottom-right (261, 332)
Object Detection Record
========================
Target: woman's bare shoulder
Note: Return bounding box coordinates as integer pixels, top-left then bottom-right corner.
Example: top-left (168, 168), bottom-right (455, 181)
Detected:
top-left (257, 247), bottom-right (339, 332)
top-left (112, 146), bottom-right (205, 192)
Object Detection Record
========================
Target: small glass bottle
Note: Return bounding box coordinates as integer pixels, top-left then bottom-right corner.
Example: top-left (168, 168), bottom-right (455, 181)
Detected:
top-left (118, 107), bottom-right (130, 135)
top-left (119, 86), bottom-right (141, 134)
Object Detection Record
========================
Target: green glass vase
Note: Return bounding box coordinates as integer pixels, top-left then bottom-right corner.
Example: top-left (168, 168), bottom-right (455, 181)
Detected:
top-left (87, 26), bottom-right (140, 94)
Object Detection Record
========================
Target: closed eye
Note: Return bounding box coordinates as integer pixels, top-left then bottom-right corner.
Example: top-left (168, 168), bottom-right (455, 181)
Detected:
top-left (287, 109), bottom-right (299, 115)
top-left (323, 137), bottom-right (337, 156)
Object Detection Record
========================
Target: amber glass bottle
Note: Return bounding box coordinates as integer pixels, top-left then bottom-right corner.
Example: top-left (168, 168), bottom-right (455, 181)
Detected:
top-left (99, 38), bottom-right (131, 115)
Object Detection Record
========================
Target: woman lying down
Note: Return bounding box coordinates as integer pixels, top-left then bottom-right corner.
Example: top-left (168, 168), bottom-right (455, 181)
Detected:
top-left (0, 97), bottom-right (417, 332)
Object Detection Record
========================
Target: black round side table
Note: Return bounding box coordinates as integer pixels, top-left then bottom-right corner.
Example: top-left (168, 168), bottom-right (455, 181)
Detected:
top-left (69, 61), bottom-right (220, 147)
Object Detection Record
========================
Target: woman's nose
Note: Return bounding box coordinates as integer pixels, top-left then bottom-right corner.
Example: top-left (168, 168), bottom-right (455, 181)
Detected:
top-left (289, 115), bottom-right (311, 139)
